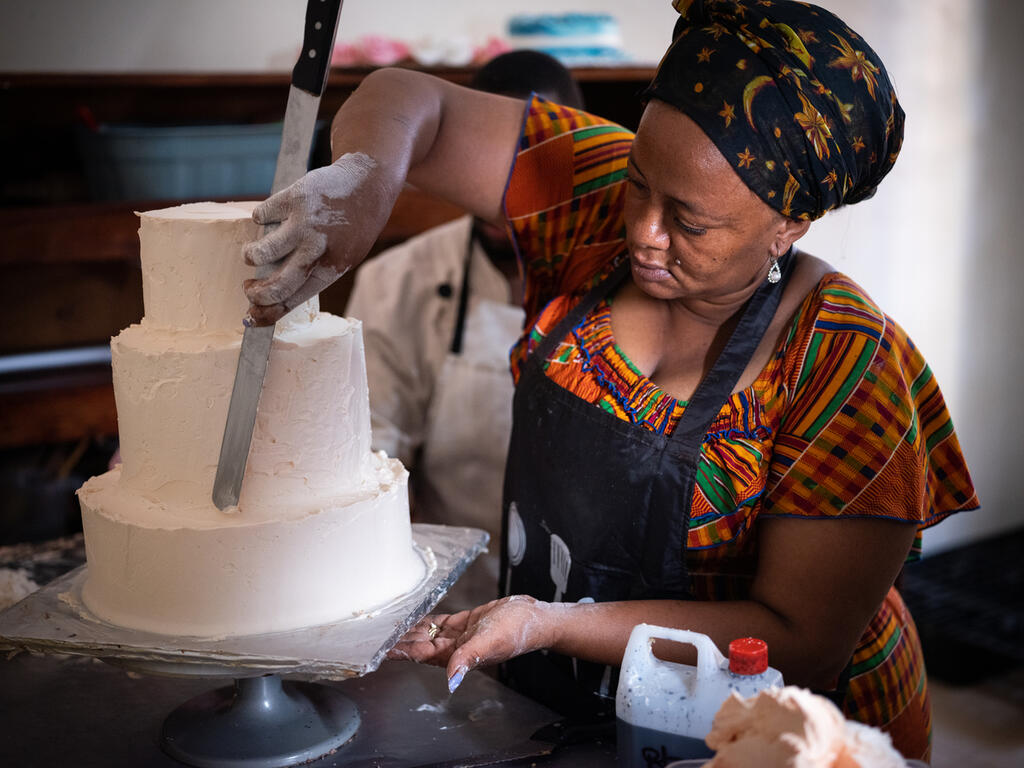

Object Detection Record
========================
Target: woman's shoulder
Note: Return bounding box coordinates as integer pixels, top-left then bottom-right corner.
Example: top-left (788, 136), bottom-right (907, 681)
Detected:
top-left (767, 257), bottom-right (978, 527)
top-left (776, 255), bottom-right (926, 425)
top-left (792, 253), bottom-right (882, 314)
top-left (506, 96), bottom-right (634, 325)
top-left (506, 95), bottom-right (633, 226)
top-left (783, 256), bottom-right (889, 353)
top-left (514, 95), bottom-right (634, 153)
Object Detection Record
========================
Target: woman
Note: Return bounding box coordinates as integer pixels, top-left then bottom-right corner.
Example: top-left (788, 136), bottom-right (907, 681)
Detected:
top-left (242, 1), bottom-right (978, 760)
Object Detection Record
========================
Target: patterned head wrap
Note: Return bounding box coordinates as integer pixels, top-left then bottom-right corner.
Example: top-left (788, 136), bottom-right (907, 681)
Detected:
top-left (643, 0), bottom-right (905, 220)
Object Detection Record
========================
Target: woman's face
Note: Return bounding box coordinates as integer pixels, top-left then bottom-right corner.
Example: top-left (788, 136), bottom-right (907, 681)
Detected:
top-left (624, 99), bottom-right (802, 305)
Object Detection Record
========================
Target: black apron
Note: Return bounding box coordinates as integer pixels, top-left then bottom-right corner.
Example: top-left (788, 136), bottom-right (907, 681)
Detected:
top-left (498, 251), bottom-right (794, 721)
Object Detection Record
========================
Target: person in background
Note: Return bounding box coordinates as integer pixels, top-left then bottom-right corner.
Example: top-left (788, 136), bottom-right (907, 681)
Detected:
top-left (345, 51), bottom-right (584, 611)
top-left (239, 1), bottom-right (979, 760)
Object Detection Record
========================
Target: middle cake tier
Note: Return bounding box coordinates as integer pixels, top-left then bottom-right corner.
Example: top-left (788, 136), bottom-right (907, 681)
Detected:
top-left (113, 312), bottom-right (375, 519)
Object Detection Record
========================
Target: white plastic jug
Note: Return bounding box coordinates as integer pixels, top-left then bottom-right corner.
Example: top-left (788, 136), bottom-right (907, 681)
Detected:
top-left (615, 624), bottom-right (783, 767)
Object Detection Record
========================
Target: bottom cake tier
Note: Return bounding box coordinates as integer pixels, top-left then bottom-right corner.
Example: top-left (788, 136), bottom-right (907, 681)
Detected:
top-left (77, 455), bottom-right (427, 638)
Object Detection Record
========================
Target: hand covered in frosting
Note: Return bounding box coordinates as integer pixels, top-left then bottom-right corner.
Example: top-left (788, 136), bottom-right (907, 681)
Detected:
top-left (242, 152), bottom-right (391, 325)
top-left (387, 595), bottom-right (555, 692)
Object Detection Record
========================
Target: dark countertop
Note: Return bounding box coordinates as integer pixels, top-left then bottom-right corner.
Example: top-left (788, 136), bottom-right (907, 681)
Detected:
top-left (0, 651), bottom-right (617, 768)
top-left (0, 535), bottom-right (617, 767)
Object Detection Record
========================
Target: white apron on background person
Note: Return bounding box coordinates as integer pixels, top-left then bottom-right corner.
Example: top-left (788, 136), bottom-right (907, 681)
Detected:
top-left (418, 292), bottom-right (523, 609)
top-left (345, 215), bottom-right (524, 611)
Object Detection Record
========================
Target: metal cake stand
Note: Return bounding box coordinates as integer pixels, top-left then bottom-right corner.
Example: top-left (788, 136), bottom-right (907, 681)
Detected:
top-left (0, 523), bottom-right (488, 768)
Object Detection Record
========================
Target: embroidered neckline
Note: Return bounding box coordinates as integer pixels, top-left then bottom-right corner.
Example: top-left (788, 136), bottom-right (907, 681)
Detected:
top-left (572, 296), bottom-right (783, 436)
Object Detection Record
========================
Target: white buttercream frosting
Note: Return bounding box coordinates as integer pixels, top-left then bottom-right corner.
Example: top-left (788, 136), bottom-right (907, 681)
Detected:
top-left (79, 201), bottom-right (425, 637)
top-left (79, 458), bottom-right (424, 637)
top-left (138, 201), bottom-right (317, 333)
top-left (112, 313), bottom-right (374, 520)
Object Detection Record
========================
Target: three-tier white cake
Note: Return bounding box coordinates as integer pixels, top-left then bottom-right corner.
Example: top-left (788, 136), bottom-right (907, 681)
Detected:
top-left (77, 202), bottom-right (426, 638)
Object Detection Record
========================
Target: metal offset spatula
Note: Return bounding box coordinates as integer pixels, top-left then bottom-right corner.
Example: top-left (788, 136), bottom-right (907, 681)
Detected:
top-left (212, 0), bottom-right (345, 510)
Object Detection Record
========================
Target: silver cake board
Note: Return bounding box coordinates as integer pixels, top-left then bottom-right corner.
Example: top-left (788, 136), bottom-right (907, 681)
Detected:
top-left (0, 523), bottom-right (487, 680)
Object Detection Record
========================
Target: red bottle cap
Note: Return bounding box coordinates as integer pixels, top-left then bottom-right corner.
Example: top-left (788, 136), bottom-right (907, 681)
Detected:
top-left (729, 637), bottom-right (768, 675)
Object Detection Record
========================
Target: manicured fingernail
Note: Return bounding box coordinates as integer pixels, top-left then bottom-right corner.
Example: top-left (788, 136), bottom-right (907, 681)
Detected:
top-left (448, 666), bottom-right (467, 694)
top-left (243, 314), bottom-right (255, 328)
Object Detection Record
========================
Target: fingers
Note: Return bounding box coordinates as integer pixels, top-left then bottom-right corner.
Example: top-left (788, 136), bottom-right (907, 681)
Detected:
top-left (410, 614), bottom-right (450, 642)
top-left (447, 663), bottom-right (470, 694)
top-left (243, 219), bottom-right (300, 267)
top-left (387, 606), bottom-right (529, 695)
top-left (446, 646), bottom-right (479, 693)
top-left (441, 612), bottom-right (499, 692)
top-left (243, 300), bottom-right (285, 327)
top-left (252, 188), bottom-right (293, 226)
top-left (244, 261), bottom-right (341, 325)
top-left (388, 636), bottom-right (457, 666)
top-left (386, 614), bottom-right (459, 667)
top-left (390, 617), bottom-right (484, 694)
top-left (245, 236), bottom-right (323, 304)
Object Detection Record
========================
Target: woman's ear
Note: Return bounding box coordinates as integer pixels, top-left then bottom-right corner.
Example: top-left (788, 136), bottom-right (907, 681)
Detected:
top-left (773, 216), bottom-right (812, 256)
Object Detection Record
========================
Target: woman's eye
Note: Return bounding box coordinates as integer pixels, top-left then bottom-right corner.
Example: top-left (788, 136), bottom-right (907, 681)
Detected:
top-left (675, 219), bottom-right (707, 236)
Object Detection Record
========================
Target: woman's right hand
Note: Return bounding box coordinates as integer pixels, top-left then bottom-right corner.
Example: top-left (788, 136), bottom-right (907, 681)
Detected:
top-left (242, 152), bottom-right (394, 325)
top-left (241, 67), bottom-right (525, 325)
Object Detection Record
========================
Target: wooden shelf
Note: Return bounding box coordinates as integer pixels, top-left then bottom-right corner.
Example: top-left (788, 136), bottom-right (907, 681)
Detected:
top-left (0, 367), bottom-right (116, 450)
top-left (1, 64), bottom-right (656, 88)
top-left (0, 65), bottom-right (650, 135)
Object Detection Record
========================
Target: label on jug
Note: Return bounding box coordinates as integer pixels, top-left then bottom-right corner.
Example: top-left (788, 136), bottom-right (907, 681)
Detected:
top-left (616, 719), bottom-right (713, 767)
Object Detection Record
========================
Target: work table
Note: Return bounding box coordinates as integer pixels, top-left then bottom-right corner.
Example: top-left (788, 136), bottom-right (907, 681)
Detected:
top-left (0, 534), bottom-right (617, 767)
top-left (0, 652), bottom-right (617, 767)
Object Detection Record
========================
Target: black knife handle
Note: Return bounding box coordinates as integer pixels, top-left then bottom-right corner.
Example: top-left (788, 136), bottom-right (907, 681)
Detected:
top-left (292, 0), bottom-right (344, 95)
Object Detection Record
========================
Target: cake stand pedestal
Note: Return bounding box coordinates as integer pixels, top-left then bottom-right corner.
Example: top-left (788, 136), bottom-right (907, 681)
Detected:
top-left (160, 674), bottom-right (360, 768)
top-left (0, 523), bottom-right (487, 768)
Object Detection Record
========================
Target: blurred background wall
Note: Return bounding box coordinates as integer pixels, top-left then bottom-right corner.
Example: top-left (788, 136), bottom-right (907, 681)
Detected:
top-left (2, 0), bottom-right (1021, 555)
top-left (0, 0), bottom-right (678, 71)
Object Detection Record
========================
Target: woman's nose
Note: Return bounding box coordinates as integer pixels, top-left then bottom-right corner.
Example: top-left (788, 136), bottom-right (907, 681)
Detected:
top-left (630, 203), bottom-right (670, 250)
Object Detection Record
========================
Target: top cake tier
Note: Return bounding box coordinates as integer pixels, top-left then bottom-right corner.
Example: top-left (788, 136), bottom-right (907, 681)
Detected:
top-left (138, 202), bottom-right (316, 333)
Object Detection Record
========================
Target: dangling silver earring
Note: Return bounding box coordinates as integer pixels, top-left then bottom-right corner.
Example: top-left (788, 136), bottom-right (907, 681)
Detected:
top-left (767, 257), bottom-right (782, 284)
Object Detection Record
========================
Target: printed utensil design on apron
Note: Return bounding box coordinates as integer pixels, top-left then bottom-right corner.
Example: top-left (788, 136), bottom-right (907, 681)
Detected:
top-left (505, 502), bottom-right (526, 595)
top-left (550, 534), bottom-right (571, 602)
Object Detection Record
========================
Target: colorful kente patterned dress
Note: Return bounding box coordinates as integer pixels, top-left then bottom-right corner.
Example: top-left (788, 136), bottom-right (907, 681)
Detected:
top-left (502, 97), bottom-right (979, 761)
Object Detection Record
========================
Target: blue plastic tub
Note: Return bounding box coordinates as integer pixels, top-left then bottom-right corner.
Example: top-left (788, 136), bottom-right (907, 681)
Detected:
top-left (76, 122), bottom-right (293, 201)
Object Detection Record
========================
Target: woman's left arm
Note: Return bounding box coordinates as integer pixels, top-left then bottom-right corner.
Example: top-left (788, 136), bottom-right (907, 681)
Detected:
top-left (391, 516), bottom-right (916, 691)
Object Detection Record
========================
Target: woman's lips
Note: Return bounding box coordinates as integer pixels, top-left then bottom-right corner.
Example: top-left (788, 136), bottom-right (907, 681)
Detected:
top-left (631, 257), bottom-right (673, 282)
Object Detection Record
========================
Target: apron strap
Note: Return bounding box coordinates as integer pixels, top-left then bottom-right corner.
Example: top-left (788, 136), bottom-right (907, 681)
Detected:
top-left (449, 224), bottom-right (477, 355)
